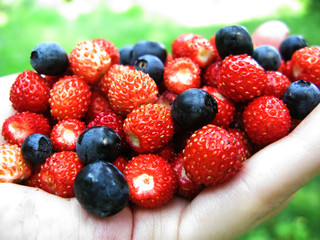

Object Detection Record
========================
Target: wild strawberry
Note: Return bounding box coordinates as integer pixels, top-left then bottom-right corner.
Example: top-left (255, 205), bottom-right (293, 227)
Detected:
top-left (107, 68), bottom-right (158, 116)
top-left (202, 60), bottom-right (222, 88)
top-left (163, 57), bottom-right (201, 94)
top-left (0, 143), bottom-right (32, 183)
top-left (92, 38), bottom-right (120, 65)
top-left (154, 142), bottom-right (176, 162)
top-left (178, 34), bottom-right (216, 68)
top-left (69, 40), bottom-right (111, 85)
top-left (124, 154), bottom-right (177, 208)
top-left (123, 103), bottom-right (175, 153)
top-left (228, 128), bottom-right (252, 158)
top-left (217, 54), bottom-right (267, 102)
top-left (183, 124), bottom-right (246, 186)
top-left (201, 86), bottom-right (235, 129)
top-left (291, 46), bottom-right (320, 88)
top-left (172, 33), bottom-right (195, 59)
top-left (156, 90), bottom-right (177, 110)
top-left (112, 155), bottom-right (128, 173)
top-left (23, 165), bottom-right (42, 188)
top-left (39, 151), bottom-right (83, 198)
top-left (87, 109), bottom-right (125, 146)
top-left (84, 90), bottom-right (111, 123)
top-left (49, 75), bottom-right (92, 121)
top-left (2, 111), bottom-right (51, 146)
top-left (50, 119), bottom-right (86, 151)
top-left (99, 64), bottom-right (132, 97)
top-left (262, 71), bottom-right (291, 99)
top-left (208, 35), bottom-right (222, 60)
top-left (9, 70), bottom-right (50, 113)
top-left (243, 95), bottom-right (291, 146)
top-left (171, 153), bottom-right (203, 200)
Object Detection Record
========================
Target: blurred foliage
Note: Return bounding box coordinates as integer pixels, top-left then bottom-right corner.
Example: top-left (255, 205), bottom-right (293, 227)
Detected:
top-left (0, 0), bottom-right (319, 239)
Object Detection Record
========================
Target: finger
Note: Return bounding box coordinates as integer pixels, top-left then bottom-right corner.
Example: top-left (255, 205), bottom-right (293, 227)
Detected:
top-left (179, 104), bottom-right (320, 240)
top-left (0, 183), bottom-right (133, 240)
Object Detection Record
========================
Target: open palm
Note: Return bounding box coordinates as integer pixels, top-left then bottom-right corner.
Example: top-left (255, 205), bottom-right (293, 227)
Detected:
top-left (1, 74), bottom-right (320, 240)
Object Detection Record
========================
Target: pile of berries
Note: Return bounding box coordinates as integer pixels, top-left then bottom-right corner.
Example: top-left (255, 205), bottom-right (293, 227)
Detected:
top-left (1, 22), bottom-right (320, 218)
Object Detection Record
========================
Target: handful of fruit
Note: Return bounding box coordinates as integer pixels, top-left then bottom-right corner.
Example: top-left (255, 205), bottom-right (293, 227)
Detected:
top-left (1, 21), bottom-right (320, 218)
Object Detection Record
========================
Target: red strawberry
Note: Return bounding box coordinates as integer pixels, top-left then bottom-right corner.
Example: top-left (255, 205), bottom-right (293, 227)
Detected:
top-left (84, 90), bottom-right (111, 123)
top-left (183, 124), bottom-right (247, 186)
top-left (262, 71), bottom-right (291, 99)
top-left (202, 60), bottom-right (222, 88)
top-left (2, 111), bottom-right (51, 146)
top-left (243, 95), bottom-right (291, 146)
top-left (208, 35), bottom-right (222, 61)
top-left (23, 165), bottom-right (42, 188)
top-left (10, 70), bottom-right (50, 113)
top-left (107, 68), bottom-right (158, 116)
top-left (291, 46), bottom-right (320, 88)
top-left (171, 153), bottom-right (203, 200)
top-left (87, 109), bottom-right (125, 146)
top-left (124, 154), bottom-right (177, 208)
top-left (201, 86), bottom-right (235, 129)
top-left (154, 142), bottom-right (176, 162)
top-left (69, 40), bottom-right (111, 85)
top-left (0, 143), bottom-right (32, 183)
top-left (123, 103), bottom-right (175, 153)
top-left (112, 155), bottom-right (128, 174)
top-left (171, 33), bottom-right (196, 59)
top-left (163, 57), bottom-right (201, 94)
top-left (278, 59), bottom-right (294, 81)
top-left (175, 34), bottom-right (217, 68)
top-left (99, 64), bottom-right (132, 97)
top-left (39, 151), bottom-right (83, 198)
top-left (50, 119), bottom-right (86, 151)
top-left (92, 38), bottom-right (120, 65)
top-left (49, 75), bottom-right (92, 121)
top-left (217, 54), bottom-right (267, 102)
top-left (228, 128), bottom-right (252, 158)
top-left (156, 90), bottom-right (177, 110)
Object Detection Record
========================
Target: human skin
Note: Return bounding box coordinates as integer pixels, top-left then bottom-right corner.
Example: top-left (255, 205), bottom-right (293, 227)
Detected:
top-left (0, 73), bottom-right (320, 240)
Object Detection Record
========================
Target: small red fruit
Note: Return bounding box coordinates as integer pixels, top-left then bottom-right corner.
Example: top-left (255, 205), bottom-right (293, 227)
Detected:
top-left (164, 57), bottom-right (201, 94)
top-left (10, 70), bottom-right (50, 113)
top-left (183, 124), bottom-right (246, 186)
top-left (0, 143), bottom-right (32, 183)
top-left (123, 103), bottom-right (175, 153)
top-left (243, 95), bottom-right (291, 146)
top-left (49, 75), bottom-right (92, 121)
top-left (2, 111), bottom-right (51, 146)
top-left (217, 54), bottom-right (267, 102)
top-left (40, 151), bottom-right (83, 198)
top-left (69, 40), bottom-right (111, 85)
top-left (124, 154), bottom-right (177, 208)
top-left (50, 119), bottom-right (86, 151)
top-left (92, 38), bottom-right (120, 65)
top-left (262, 71), bottom-right (291, 99)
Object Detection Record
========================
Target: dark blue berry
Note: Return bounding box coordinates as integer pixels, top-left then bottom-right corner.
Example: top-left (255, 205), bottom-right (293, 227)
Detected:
top-left (282, 80), bottom-right (320, 120)
top-left (30, 42), bottom-right (69, 76)
top-left (279, 35), bottom-right (308, 62)
top-left (215, 25), bottom-right (253, 59)
top-left (134, 54), bottom-right (164, 84)
top-left (130, 40), bottom-right (167, 65)
top-left (74, 161), bottom-right (129, 218)
top-left (170, 88), bottom-right (218, 130)
top-left (252, 45), bottom-right (281, 71)
top-left (21, 133), bottom-right (53, 165)
top-left (76, 126), bottom-right (122, 165)
top-left (119, 45), bottom-right (133, 65)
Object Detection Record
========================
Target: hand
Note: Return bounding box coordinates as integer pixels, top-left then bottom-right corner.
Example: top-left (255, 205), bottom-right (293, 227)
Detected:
top-left (1, 74), bottom-right (320, 240)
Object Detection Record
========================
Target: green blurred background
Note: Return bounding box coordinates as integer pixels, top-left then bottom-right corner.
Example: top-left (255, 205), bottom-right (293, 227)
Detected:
top-left (1, 0), bottom-right (320, 239)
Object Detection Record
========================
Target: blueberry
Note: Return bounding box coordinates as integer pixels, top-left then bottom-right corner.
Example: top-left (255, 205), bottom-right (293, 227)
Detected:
top-left (134, 54), bottom-right (164, 84)
top-left (30, 42), bottom-right (69, 76)
top-left (171, 88), bottom-right (218, 130)
top-left (119, 45), bottom-right (133, 65)
top-left (130, 40), bottom-right (167, 65)
top-left (279, 35), bottom-right (308, 62)
top-left (21, 133), bottom-right (53, 165)
top-left (76, 126), bottom-right (122, 165)
top-left (252, 45), bottom-right (281, 71)
top-left (282, 80), bottom-right (320, 120)
top-left (215, 25), bottom-right (254, 59)
top-left (74, 161), bottom-right (129, 218)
